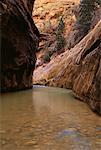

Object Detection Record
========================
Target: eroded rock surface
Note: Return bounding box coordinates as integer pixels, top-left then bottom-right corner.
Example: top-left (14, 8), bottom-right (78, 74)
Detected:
top-left (0, 0), bottom-right (40, 92)
top-left (33, 21), bottom-right (101, 115)
top-left (66, 0), bottom-right (101, 49)
top-left (33, 0), bottom-right (79, 66)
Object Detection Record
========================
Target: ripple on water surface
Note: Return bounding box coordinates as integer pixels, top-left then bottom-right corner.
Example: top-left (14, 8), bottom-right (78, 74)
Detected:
top-left (0, 86), bottom-right (101, 150)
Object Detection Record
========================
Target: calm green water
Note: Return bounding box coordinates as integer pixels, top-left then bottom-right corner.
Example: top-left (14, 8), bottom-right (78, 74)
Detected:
top-left (0, 86), bottom-right (101, 150)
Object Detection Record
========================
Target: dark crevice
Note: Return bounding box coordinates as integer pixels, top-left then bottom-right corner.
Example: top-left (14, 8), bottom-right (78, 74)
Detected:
top-left (82, 39), bottom-right (101, 59)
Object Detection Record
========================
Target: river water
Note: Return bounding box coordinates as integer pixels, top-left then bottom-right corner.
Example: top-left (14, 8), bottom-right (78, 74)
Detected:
top-left (0, 86), bottom-right (101, 150)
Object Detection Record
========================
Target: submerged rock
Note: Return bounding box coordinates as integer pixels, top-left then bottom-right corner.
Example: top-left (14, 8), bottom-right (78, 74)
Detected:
top-left (0, 0), bottom-right (40, 92)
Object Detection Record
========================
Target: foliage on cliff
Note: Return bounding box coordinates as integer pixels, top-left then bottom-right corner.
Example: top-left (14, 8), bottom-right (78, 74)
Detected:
top-left (33, 20), bottom-right (101, 115)
top-left (33, 0), bottom-right (101, 114)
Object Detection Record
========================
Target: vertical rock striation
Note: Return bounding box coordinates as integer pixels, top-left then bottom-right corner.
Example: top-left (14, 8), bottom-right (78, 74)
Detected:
top-left (66, 0), bottom-right (101, 49)
top-left (33, 21), bottom-right (101, 115)
top-left (0, 0), bottom-right (40, 92)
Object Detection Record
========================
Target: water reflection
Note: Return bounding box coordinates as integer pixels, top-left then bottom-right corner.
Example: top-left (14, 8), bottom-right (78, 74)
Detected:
top-left (0, 86), bottom-right (101, 150)
top-left (32, 86), bottom-right (82, 115)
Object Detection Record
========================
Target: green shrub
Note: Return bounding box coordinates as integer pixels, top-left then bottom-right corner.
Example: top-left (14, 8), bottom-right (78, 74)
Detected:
top-left (56, 34), bottom-right (65, 52)
top-left (55, 17), bottom-right (65, 52)
top-left (43, 51), bottom-right (52, 63)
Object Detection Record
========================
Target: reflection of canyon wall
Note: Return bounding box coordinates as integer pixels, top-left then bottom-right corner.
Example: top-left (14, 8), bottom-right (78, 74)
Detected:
top-left (32, 87), bottom-right (78, 115)
top-left (0, 0), bottom-right (39, 92)
top-left (33, 21), bottom-right (101, 115)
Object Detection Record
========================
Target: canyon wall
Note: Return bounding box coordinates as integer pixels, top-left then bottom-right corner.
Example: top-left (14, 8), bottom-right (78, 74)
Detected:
top-left (33, 21), bottom-right (101, 115)
top-left (0, 0), bottom-right (40, 92)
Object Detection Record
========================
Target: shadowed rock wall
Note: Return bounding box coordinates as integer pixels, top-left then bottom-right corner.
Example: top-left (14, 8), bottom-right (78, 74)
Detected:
top-left (0, 0), bottom-right (40, 92)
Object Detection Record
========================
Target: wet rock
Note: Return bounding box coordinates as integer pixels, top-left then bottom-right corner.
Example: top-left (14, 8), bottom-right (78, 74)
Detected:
top-left (25, 140), bottom-right (37, 146)
top-left (0, 130), bottom-right (6, 134)
top-left (0, 0), bottom-right (40, 92)
top-left (1, 140), bottom-right (6, 145)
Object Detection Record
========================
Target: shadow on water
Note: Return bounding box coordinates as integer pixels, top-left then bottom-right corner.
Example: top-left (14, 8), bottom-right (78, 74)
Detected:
top-left (0, 86), bottom-right (101, 150)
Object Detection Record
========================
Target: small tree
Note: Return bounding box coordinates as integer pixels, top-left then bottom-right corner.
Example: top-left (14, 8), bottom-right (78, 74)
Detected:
top-left (55, 17), bottom-right (65, 52)
top-left (76, 0), bottom-right (96, 35)
top-left (67, 0), bottom-right (100, 49)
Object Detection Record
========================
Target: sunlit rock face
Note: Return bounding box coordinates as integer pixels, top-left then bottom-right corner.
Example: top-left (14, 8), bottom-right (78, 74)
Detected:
top-left (0, 0), bottom-right (40, 92)
top-left (66, 1), bottom-right (101, 49)
top-left (73, 45), bottom-right (101, 115)
top-left (33, 21), bottom-right (101, 115)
